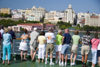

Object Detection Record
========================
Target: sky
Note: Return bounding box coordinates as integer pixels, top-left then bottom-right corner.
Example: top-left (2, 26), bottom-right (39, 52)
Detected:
top-left (0, 0), bottom-right (100, 14)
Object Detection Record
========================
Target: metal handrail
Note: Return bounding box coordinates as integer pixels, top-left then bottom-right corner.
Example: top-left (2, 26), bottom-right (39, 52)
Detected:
top-left (0, 38), bottom-right (92, 62)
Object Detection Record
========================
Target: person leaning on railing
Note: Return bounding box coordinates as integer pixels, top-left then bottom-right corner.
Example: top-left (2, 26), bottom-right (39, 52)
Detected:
top-left (91, 33), bottom-right (99, 67)
top-left (19, 29), bottom-right (30, 61)
top-left (61, 29), bottom-right (72, 66)
top-left (45, 28), bottom-right (55, 65)
top-left (37, 31), bottom-right (46, 63)
top-left (70, 30), bottom-right (81, 66)
top-left (55, 30), bottom-right (63, 65)
top-left (9, 27), bottom-right (16, 47)
top-left (2, 28), bottom-right (12, 65)
top-left (81, 30), bottom-right (91, 67)
top-left (30, 28), bottom-right (39, 61)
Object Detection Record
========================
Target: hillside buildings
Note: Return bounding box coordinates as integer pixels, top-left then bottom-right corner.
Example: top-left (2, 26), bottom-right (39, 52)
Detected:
top-left (44, 4), bottom-right (76, 24)
top-left (20, 6), bottom-right (46, 21)
top-left (44, 11), bottom-right (65, 24)
top-left (0, 8), bottom-right (11, 14)
top-left (77, 12), bottom-right (100, 27)
top-left (1, 5), bottom-right (100, 27)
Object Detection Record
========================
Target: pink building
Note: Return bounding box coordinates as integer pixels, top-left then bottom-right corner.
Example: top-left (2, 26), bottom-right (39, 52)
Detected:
top-left (17, 23), bottom-right (43, 31)
top-left (45, 24), bottom-right (55, 30)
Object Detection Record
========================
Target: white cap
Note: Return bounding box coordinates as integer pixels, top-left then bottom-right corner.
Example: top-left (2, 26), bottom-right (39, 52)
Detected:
top-left (34, 27), bottom-right (37, 30)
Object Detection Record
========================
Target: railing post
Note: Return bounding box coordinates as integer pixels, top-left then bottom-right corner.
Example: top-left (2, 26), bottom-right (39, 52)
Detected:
top-left (13, 40), bottom-right (14, 57)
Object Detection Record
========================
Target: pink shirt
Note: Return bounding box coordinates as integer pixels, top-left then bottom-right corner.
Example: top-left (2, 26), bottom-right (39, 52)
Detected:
top-left (91, 38), bottom-right (100, 50)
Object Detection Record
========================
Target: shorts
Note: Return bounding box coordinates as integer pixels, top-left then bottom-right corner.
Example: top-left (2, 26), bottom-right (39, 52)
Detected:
top-left (55, 45), bottom-right (62, 52)
top-left (92, 50), bottom-right (97, 64)
top-left (19, 42), bottom-right (28, 51)
top-left (97, 50), bottom-right (100, 57)
top-left (61, 44), bottom-right (69, 55)
top-left (71, 44), bottom-right (78, 54)
top-left (46, 43), bottom-right (54, 54)
top-left (81, 45), bottom-right (90, 55)
top-left (30, 41), bottom-right (38, 51)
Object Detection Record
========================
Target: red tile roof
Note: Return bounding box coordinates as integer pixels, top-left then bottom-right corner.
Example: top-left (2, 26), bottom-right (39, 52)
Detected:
top-left (90, 16), bottom-right (99, 18)
top-left (80, 19), bottom-right (85, 23)
top-left (46, 24), bottom-right (55, 26)
top-left (17, 23), bottom-right (43, 26)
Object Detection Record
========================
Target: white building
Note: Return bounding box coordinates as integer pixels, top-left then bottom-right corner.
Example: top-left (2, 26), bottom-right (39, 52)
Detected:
top-left (79, 13), bottom-right (100, 27)
top-left (19, 6), bottom-right (45, 21)
top-left (31, 6), bottom-right (45, 21)
top-left (85, 13), bottom-right (100, 27)
top-left (27, 15), bottom-right (35, 21)
top-left (44, 11), bottom-right (65, 24)
top-left (12, 14), bottom-right (22, 18)
top-left (65, 4), bottom-right (76, 24)
top-left (11, 10), bottom-right (18, 14)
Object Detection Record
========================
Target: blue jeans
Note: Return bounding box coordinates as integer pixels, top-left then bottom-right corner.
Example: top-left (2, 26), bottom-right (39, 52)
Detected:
top-left (2, 44), bottom-right (11, 60)
top-left (61, 44), bottom-right (69, 55)
top-left (92, 50), bottom-right (97, 64)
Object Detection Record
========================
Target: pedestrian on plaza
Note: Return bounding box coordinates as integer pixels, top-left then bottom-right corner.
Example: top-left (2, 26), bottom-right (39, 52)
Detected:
top-left (70, 30), bottom-right (80, 66)
top-left (91, 33), bottom-right (99, 67)
top-left (61, 29), bottom-right (71, 66)
top-left (45, 28), bottom-right (55, 65)
top-left (2, 28), bottom-right (12, 65)
top-left (81, 30), bottom-right (91, 67)
top-left (37, 31), bottom-right (46, 63)
top-left (19, 29), bottom-right (30, 61)
top-left (55, 30), bottom-right (63, 65)
top-left (30, 28), bottom-right (39, 61)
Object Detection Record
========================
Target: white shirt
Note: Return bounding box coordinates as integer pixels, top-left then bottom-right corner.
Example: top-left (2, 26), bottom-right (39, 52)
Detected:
top-left (45, 32), bottom-right (55, 43)
top-left (29, 31), bottom-right (39, 45)
top-left (0, 29), bottom-right (4, 37)
top-left (98, 42), bottom-right (100, 50)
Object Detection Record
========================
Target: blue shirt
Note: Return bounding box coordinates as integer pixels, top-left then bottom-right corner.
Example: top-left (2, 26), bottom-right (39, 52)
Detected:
top-left (63, 33), bottom-right (71, 44)
top-left (3, 33), bottom-right (12, 45)
top-left (9, 30), bottom-right (15, 39)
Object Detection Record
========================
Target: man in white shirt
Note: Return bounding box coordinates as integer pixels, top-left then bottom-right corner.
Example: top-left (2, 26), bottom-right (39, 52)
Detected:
top-left (30, 28), bottom-right (39, 61)
top-left (45, 28), bottom-right (55, 65)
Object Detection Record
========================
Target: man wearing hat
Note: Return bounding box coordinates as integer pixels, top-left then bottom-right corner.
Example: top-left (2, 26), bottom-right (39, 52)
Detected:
top-left (45, 28), bottom-right (55, 65)
top-left (30, 27), bottom-right (39, 61)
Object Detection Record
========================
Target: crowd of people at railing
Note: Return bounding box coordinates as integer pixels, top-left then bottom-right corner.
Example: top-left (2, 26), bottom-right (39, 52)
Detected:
top-left (0, 25), bottom-right (100, 67)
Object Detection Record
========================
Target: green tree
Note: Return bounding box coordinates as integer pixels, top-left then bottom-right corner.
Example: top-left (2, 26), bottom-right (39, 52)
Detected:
top-left (77, 24), bottom-right (80, 28)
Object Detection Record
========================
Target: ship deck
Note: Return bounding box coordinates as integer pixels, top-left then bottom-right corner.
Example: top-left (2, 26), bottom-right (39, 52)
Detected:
top-left (0, 55), bottom-right (99, 67)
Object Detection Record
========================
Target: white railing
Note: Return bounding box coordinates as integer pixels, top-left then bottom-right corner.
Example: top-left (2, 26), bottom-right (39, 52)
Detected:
top-left (0, 39), bottom-right (92, 62)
